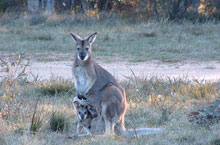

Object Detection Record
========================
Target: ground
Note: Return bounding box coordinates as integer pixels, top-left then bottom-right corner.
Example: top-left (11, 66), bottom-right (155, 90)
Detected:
top-left (28, 59), bottom-right (220, 81)
top-left (0, 16), bottom-right (220, 145)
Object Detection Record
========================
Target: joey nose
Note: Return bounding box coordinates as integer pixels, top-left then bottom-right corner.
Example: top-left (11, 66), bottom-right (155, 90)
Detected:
top-left (81, 114), bottom-right (85, 119)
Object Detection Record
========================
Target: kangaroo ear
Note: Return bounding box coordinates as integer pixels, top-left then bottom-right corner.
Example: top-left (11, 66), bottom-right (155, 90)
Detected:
top-left (87, 32), bottom-right (97, 44)
top-left (70, 33), bottom-right (82, 42)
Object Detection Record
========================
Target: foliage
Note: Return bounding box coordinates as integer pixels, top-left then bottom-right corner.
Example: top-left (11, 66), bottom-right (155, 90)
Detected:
top-left (0, 0), bottom-right (220, 21)
top-left (123, 76), bottom-right (218, 102)
top-left (0, 0), bottom-right (7, 12)
top-left (0, 0), bottom-right (27, 13)
top-left (30, 115), bottom-right (43, 134)
top-left (30, 95), bottom-right (43, 134)
top-left (0, 72), bottom-right (219, 144)
top-left (49, 111), bottom-right (69, 132)
top-left (122, 74), bottom-right (218, 124)
top-left (36, 78), bottom-right (74, 97)
top-left (189, 99), bottom-right (220, 125)
top-left (0, 54), bottom-right (29, 120)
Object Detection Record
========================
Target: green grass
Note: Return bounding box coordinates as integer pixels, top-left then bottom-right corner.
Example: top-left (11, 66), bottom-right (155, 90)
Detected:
top-left (0, 15), bottom-right (220, 62)
top-left (0, 76), bottom-right (219, 145)
top-left (36, 78), bottom-right (75, 97)
top-left (49, 111), bottom-right (69, 132)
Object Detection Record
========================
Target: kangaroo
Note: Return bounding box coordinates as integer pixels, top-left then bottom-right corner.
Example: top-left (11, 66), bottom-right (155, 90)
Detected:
top-left (71, 32), bottom-right (164, 138)
top-left (71, 32), bottom-right (122, 111)
top-left (74, 101), bottom-right (98, 136)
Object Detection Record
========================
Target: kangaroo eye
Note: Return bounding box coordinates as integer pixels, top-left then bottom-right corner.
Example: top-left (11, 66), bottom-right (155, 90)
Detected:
top-left (85, 47), bottom-right (89, 51)
top-left (77, 47), bottom-right (80, 51)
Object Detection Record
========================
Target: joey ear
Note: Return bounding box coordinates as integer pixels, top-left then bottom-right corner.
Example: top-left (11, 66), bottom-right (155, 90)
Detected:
top-left (74, 101), bottom-right (80, 108)
top-left (87, 32), bottom-right (97, 44)
top-left (70, 33), bottom-right (82, 42)
top-left (85, 105), bottom-right (89, 110)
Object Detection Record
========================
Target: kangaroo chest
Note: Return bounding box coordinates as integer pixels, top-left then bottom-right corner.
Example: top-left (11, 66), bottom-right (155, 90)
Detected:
top-left (73, 66), bottom-right (95, 95)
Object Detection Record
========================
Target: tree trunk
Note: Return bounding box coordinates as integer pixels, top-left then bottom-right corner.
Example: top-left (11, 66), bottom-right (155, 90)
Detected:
top-left (81, 0), bottom-right (89, 11)
top-left (153, 0), bottom-right (159, 18)
top-left (45, 0), bottom-right (54, 14)
top-left (71, 0), bottom-right (75, 9)
top-left (27, 0), bottom-right (40, 14)
top-left (98, 0), bottom-right (105, 11)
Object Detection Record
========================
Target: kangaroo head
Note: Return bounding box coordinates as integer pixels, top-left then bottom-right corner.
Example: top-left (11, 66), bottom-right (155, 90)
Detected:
top-left (70, 32), bottom-right (97, 62)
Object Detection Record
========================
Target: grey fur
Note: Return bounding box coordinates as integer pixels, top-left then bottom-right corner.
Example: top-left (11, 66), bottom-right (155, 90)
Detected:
top-left (74, 102), bottom-right (93, 136)
top-left (71, 32), bottom-right (164, 138)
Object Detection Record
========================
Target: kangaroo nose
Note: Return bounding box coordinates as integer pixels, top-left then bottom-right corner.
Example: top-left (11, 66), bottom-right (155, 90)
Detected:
top-left (81, 114), bottom-right (84, 119)
top-left (79, 53), bottom-right (85, 60)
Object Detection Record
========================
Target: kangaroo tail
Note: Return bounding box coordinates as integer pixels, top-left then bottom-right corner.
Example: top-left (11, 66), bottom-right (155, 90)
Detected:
top-left (116, 123), bottom-right (165, 138)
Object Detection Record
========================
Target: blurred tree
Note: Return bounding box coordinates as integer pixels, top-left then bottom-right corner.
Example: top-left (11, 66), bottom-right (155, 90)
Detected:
top-left (98, 0), bottom-right (113, 11)
top-left (0, 0), bottom-right (26, 13)
top-left (27, 0), bottom-right (40, 14)
top-left (45, 0), bottom-right (54, 14)
top-left (0, 0), bottom-right (220, 21)
top-left (198, 0), bottom-right (220, 18)
top-left (163, 0), bottom-right (189, 20)
top-left (27, 0), bottom-right (54, 14)
top-left (0, 0), bottom-right (9, 13)
top-left (54, 0), bottom-right (73, 13)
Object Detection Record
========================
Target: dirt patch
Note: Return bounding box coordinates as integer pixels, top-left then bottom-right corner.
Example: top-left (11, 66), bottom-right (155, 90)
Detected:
top-left (27, 60), bottom-right (220, 81)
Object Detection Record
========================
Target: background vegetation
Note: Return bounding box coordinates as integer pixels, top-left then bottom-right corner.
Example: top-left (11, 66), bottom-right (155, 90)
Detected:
top-left (0, 0), bottom-right (220, 21)
top-left (1, 1), bottom-right (220, 62)
top-left (0, 19), bottom-right (220, 62)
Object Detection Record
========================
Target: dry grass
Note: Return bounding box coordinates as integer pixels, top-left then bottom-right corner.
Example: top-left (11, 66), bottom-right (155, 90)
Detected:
top-left (0, 15), bottom-right (220, 62)
top-left (0, 73), bottom-right (219, 145)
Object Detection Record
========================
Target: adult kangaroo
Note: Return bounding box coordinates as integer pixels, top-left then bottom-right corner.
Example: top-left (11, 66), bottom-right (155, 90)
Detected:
top-left (71, 32), bottom-right (164, 137)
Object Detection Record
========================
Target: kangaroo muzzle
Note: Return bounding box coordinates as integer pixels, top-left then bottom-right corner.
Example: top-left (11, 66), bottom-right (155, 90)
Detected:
top-left (80, 114), bottom-right (85, 120)
top-left (79, 53), bottom-right (85, 60)
top-left (78, 53), bottom-right (88, 61)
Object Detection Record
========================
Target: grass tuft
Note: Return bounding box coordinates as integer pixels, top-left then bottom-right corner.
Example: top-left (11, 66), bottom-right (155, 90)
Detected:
top-left (122, 76), bottom-right (218, 102)
top-left (138, 31), bottom-right (157, 37)
top-left (36, 78), bottom-right (74, 97)
top-left (210, 138), bottom-right (220, 145)
top-left (49, 111), bottom-right (69, 132)
top-left (30, 115), bottom-right (43, 134)
top-left (28, 34), bottom-right (54, 41)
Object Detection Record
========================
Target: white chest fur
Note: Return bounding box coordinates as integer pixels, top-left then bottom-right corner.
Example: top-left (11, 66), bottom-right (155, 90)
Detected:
top-left (73, 66), bottom-right (93, 95)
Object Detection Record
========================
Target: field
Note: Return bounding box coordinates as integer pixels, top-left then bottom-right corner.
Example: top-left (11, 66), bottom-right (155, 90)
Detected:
top-left (0, 15), bottom-right (220, 62)
top-left (0, 15), bottom-right (220, 145)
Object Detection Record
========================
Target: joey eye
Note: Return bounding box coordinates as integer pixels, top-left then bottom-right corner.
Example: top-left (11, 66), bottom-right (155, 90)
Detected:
top-left (79, 112), bottom-right (81, 115)
top-left (85, 47), bottom-right (89, 51)
top-left (77, 47), bottom-right (80, 51)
